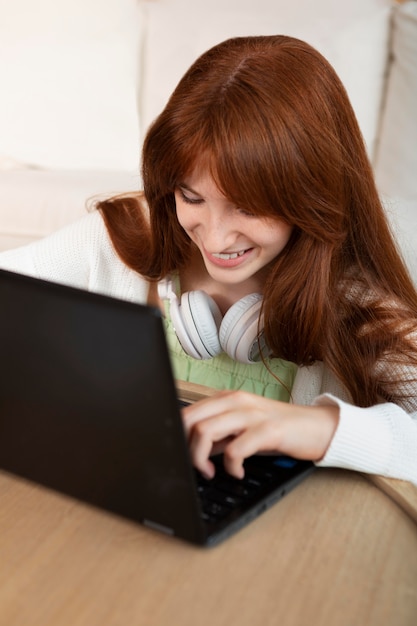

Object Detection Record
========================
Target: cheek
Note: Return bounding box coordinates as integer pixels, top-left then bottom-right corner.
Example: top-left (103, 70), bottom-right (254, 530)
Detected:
top-left (175, 205), bottom-right (191, 232)
top-left (266, 223), bottom-right (293, 254)
top-left (280, 224), bottom-right (293, 247)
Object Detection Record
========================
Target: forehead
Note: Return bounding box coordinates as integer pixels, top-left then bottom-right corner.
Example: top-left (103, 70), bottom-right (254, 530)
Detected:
top-left (178, 152), bottom-right (288, 222)
top-left (180, 168), bottom-right (226, 198)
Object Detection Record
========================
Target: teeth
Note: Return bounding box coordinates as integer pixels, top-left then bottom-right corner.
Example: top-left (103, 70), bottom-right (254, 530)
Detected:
top-left (213, 250), bottom-right (246, 260)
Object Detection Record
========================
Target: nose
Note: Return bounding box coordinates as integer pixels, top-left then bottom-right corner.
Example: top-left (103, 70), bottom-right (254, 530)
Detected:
top-left (199, 208), bottom-right (238, 252)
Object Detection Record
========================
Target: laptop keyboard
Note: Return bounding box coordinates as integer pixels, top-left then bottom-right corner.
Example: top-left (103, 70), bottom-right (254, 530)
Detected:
top-left (178, 399), bottom-right (311, 527)
top-left (196, 454), bottom-right (302, 525)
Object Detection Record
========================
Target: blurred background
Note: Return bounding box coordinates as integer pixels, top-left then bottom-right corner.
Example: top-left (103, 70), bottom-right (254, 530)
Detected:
top-left (0, 0), bottom-right (416, 279)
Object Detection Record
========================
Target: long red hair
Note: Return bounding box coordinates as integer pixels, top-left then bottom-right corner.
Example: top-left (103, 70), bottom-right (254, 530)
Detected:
top-left (99, 35), bottom-right (417, 407)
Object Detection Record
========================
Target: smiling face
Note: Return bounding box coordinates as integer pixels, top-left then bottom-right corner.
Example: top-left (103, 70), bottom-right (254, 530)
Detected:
top-left (174, 170), bottom-right (293, 293)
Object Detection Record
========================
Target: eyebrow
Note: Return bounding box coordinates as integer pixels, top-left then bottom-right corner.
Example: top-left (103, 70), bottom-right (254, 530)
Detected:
top-left (177, 182), bottom-right (201, 195)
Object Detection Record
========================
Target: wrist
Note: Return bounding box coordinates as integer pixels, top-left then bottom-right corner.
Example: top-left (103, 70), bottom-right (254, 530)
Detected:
top-left (312, 404), bottom-right (340, 461)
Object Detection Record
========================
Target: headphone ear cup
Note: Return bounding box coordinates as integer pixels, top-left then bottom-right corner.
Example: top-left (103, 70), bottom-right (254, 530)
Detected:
top-left (168, 288), bottom-right (202, 359)
top-left (159, 278), bottom-right (266, 362)
top-left (219, 293), bottom-right (264, 363)
top-left (180, 290), bottom-right (223, 358)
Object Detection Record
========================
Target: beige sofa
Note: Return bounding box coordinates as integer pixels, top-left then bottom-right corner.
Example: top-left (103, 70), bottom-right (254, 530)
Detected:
top-left (0, 0), bottom-right (416, 279)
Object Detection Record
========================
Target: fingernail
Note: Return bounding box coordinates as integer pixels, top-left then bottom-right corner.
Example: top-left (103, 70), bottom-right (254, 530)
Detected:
top-left (202, 468), bottom-right (214, 480)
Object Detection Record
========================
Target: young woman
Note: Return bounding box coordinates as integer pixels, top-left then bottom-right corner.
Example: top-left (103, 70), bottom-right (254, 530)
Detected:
top-left (1, 35), bottom-right (416, 485)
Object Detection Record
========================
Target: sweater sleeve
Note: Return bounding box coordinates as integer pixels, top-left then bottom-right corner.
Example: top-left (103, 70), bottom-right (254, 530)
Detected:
top-left (0, 211), bottom-right (149, 303)
top-left (313, 393), bottom-right (417, 486)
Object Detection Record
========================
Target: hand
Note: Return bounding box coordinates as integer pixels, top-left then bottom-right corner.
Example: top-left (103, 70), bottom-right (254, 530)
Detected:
top-left (182, 390), bottom-right (339, 479)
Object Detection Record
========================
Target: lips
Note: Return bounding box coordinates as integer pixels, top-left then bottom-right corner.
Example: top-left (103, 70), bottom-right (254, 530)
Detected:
top-left (212, 250), bottom-right (246, 260)
top-left (205, 248), bottom-right (252, 267)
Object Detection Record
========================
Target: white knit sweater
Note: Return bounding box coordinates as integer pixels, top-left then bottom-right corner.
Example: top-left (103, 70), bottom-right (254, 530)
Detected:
top-left (1, 210), bottom-right (416, 485)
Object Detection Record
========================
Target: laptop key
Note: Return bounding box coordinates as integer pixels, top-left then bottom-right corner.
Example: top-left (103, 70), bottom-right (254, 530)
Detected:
top-left (204, 488), bottom-right (243, 508)
top-left (216, 480), bottom-right (258, 500)
top-left (202, 500), bottom-right (231, 522)
top-left (243, 465), bottom-right (275, 482)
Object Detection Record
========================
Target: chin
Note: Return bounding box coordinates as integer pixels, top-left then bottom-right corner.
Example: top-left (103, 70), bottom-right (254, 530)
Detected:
top-left (207, 268), bottom-right (255, 287)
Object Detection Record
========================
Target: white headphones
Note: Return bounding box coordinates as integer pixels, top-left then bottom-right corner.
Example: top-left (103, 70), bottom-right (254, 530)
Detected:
top-left (158, 278), bottom-right (270, 364)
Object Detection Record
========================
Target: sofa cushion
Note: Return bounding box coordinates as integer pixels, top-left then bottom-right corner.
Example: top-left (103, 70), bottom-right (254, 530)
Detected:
top-left (375, 1), bottom-right (417, 201)
top-left (138, 0), bottom-right (392, 158)
top-left (0, 0), bottom-right (141, 170)
top-left (384, 196), bottom-right (417, 286)
top-left (0, 169), bottom-right (140, 251)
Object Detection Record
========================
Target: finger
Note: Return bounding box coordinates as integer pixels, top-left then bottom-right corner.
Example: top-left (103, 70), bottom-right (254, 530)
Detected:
top-left (182, 390), bottom-right (239, 435)
top-left (188, 413), bottom-right (247, 477)
top-left (188, 422), bottom-right (217, 478)
top-left (223, 421), bottom-right (282, 478)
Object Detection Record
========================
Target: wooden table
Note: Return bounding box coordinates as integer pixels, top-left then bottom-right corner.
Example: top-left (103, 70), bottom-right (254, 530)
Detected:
top-left (1, 465), bottom-right (416, 626)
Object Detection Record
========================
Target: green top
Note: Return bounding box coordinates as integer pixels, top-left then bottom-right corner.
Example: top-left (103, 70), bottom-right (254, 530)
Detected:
top-left (163, 301), bottom-right (297, 402)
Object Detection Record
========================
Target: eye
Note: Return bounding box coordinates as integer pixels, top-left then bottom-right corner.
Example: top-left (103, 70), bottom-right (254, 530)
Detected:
top-left (237, 207), bottom-right (255, 217)
top-left (176, 187), bottom-right (204, 205)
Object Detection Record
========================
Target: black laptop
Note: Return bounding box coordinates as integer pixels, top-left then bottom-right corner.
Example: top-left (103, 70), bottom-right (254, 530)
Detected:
top-left (0, 268), bottom-right (314, 547)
